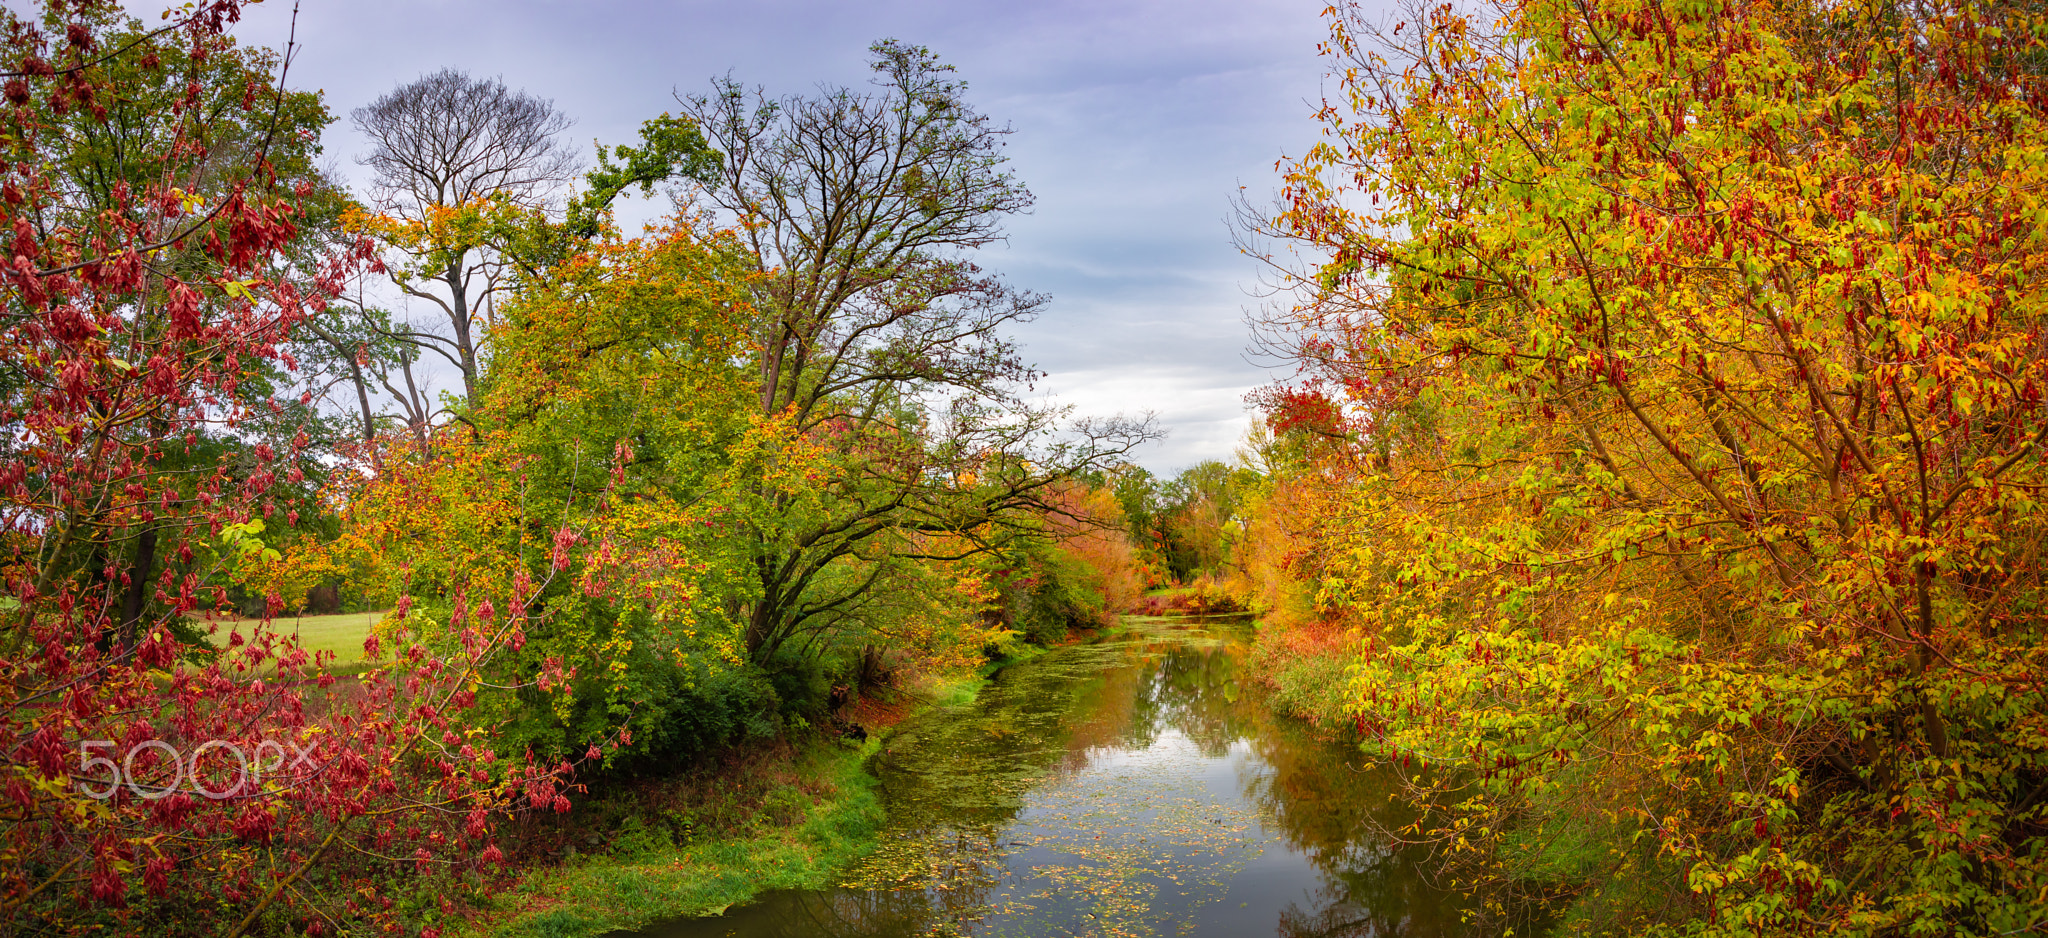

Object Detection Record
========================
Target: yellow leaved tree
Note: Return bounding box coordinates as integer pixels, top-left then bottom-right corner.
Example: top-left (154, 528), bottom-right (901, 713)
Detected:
top-left (1251, 0), bottom-right (2048, 932)
top-left (308, 220), bottom-right (779, 768)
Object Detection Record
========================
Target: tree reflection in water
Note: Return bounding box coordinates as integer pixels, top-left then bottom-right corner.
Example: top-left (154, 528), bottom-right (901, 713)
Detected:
top-left (621, 619), bottom-right (1477, 938)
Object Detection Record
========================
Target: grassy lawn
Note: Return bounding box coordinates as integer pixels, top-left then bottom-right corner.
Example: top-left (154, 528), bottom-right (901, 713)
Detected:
top-left (213, 610), bottom-right (386, 669)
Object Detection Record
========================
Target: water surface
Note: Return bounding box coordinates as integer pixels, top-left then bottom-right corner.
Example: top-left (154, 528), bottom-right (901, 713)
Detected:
top-left (625, 617), bottom-right (1473, 938)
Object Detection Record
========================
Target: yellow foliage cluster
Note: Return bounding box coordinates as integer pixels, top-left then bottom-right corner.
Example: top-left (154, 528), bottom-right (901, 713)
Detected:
top-left (1249, 0), bottom-right (2048, 932)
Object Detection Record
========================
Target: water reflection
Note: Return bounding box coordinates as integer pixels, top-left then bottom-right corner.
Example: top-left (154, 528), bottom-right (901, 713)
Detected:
top-left (621, 618), bottom-right (1473, 938)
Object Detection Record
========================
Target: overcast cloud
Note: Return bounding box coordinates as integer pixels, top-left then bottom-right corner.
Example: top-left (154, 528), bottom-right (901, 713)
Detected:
top-left (228, 0), bottom-right (1365, 473)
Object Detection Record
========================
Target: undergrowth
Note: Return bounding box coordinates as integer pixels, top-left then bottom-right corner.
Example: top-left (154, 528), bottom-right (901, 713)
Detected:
top-left (464, 734), bottom-right (884, 938)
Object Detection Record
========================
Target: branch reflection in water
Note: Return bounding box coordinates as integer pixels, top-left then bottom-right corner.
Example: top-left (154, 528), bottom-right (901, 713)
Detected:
top-left (618, 617), bottom-right (1477, 938)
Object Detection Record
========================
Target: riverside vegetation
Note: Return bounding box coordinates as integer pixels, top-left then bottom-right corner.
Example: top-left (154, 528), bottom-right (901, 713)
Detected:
top-left (4, 0), bottom-right (2045, 937)
top-left (1236, 0), bottom-right (2048, 934)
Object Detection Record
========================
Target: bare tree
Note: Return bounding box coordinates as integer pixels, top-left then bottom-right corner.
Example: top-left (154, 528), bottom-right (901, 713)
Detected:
top-left (352, 69), bottom-right (579, 411)
top-left (680, 41), bottom-right (1157, 662)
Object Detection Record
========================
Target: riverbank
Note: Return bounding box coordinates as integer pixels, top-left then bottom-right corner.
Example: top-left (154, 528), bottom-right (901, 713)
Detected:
top-left (457, 620), bottom-right (1244, 938)
top-left (466, 732), bottom-right (886, 938)
top-left (457, 648), bottom-right (1043, 938)
top-left (1245, 616), bottom-right (1362, 735)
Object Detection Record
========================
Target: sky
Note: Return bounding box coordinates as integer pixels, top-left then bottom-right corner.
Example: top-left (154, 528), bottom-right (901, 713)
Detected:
top-left (226, 0), bottom-right (1365, 474)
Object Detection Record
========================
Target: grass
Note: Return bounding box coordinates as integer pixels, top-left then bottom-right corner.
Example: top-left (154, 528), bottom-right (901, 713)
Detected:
top-left (209, 610), bottom-right (386, 674)
top-left (467, 736), bottom-right (885, 938)
top-left (458, 644), bottom-right (1039, 938)
top-left (1246, 617), bottom-right (1362, 732)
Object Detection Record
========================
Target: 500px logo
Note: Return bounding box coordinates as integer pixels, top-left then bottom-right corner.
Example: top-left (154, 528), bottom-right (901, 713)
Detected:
top-left (76, 739), bottom-right (318, 801)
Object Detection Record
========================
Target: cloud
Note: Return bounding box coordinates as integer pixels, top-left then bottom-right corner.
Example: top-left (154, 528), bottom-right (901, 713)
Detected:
top-left (222, 0), bottom-right (1363, 473)
top-left (1032, 364), bottom-right (1263, 474)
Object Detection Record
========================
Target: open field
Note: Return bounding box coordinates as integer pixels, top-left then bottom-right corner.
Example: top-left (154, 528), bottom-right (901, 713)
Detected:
top-left (208, 610), bottom-right (385, 669)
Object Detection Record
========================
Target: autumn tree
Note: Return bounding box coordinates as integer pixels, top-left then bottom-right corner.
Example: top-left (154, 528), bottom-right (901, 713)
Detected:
top-left (1099, 461), bottom-right (1259, 585)
top-left (1220, 426), bottom-right (1333, 630)
top-left (348, 68), bottom-right (577, 415)
top-left (1038, 481), bottom-right (1147, 627)
top-left (1253, 0), bottom-right (2048, 932)
top-left (316, 217), bottom-right (771, 767)
top-left (339, 73), bottom-right (723, 450)
top-left (0, 5), bottom-right (566, 932)
top-left (1154, 460), bottom-right (1258, 583)
top-left (1, 0), bottom-right (347, 629)
top-left (679, 40), bottom-right (1154, 665)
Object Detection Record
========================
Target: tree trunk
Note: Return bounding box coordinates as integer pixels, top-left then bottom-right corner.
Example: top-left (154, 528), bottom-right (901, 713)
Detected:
top-left (445, 255), bottom-right (478, 408)
top-left (119, 526), bottom-right (158, 652)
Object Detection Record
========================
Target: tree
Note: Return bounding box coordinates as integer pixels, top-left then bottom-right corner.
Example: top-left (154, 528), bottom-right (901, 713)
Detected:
top-left (319, 219), bottom-right (767, 767)
top-left (351, 68), bottom-right (578, 412)
top-left (1152, 460), bottom-right (1258, 583)
top-left (3, 0), bottom-right (342, 637)
top-left (1040, 481), bottom-right (1146, 626)
top-left (679, 40), bottom-right (1154, 665)
top-left (0, 5), bottom-right (563, 932)
top-left (341, 75), bottom-right (722, 449)
top-left (1252, 0), bottom-right (2048, 932)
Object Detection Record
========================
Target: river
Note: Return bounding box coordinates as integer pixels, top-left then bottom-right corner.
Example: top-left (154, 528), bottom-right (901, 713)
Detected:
top-left (617, 616), bottom-right (1476, 938)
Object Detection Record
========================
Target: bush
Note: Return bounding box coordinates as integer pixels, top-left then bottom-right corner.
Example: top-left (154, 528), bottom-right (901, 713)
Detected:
top-left (594, 655), bottom-right (782, 775)
top-left (763, 647), bottom-right (832, 719)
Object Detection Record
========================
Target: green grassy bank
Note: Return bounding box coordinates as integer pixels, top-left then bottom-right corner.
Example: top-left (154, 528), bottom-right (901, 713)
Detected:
top-left (462, 634), bottom-right (1084, 938)
top-left (469, 735), bottom-right (885, 938)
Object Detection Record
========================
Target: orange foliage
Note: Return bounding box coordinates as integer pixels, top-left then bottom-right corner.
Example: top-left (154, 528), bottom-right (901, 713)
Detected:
top-left (1226, 445), bottom-right (1344, 632)
top-left (1046, 483), bottom-right (1146, 616)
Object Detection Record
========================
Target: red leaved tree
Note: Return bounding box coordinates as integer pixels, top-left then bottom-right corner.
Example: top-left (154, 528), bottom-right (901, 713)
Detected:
top-left (0, 3), bottom-right (566, 934)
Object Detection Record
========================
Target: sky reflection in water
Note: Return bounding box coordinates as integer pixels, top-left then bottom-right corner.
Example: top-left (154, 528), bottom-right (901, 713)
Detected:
top-left (623, 618), bottom-right (1473, 938)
